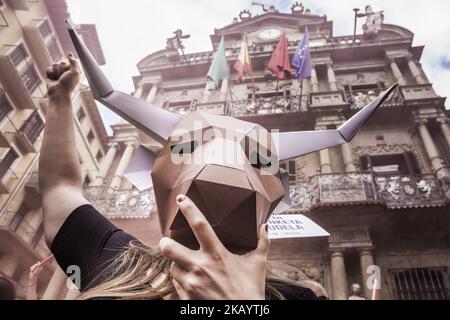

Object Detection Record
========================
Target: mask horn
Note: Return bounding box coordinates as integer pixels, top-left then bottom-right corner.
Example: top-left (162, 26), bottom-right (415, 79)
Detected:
top-left (66, 19), bottom-right (181, 145)
top-left (272, 169), bottom-right (292, 214)
top-left (274, 83), bottom-right (398, 161)
top-left (123, 145), bottom-right (157, 191)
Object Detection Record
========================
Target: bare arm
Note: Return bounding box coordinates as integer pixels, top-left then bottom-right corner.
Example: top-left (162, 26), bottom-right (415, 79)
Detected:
top-left (39, 54), bottom-right (89, 248)
top-left (26, 256), bottom-right (54, 300)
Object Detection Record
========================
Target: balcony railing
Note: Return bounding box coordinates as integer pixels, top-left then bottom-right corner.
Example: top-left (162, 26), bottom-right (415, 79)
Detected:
top-left (344, 85), bottom-right (403, 110)
top-left (227, 94), bottom-right (309, 117)
top-left (0, 89), bottom-right (13, 122)
top-left (289, 172), bottom-right (448, 212)
top-left (19, 109), bottom-right (44, 144)
top-left (21, 64), bottom-right (41, 93)
top-left (26, 169), bottom-right (448, 219)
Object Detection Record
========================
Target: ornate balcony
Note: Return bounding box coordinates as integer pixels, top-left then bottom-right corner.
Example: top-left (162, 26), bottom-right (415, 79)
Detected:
top-left (309, 91), bottom-right (347, 109)
top-left (344, 85), bottom-right (403, 109)
top-left (83, 186), bottom-right (157, 219)
top-left (401, 84), bottom-right (439, 101)
top-left (289, 172), bottom-right (448, 212)
top-left (227, 94), bottom-right (309, 117)
top-left (15, 109), bottom-right (44, 153)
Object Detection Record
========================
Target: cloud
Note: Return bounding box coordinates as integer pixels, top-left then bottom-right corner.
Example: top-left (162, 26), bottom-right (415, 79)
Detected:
top-left (67, 0), bottom-right (450, 133)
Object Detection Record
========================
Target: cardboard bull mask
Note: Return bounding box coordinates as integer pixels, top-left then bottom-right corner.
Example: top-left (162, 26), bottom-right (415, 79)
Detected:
top-left (67, 21), bottom-right (397, 251)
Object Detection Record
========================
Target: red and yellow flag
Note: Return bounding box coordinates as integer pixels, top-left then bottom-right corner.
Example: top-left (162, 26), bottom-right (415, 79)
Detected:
top-left (233, 34), bottom-right (252, 82)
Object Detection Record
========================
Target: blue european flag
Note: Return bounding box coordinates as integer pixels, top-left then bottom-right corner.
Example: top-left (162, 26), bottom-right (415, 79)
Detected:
top-left (292, 27), bottom-right (312, 81)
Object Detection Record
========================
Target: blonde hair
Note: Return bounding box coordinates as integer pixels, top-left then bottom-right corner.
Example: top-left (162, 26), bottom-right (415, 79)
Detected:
top-left (78, 241), bottom-right (290, 300)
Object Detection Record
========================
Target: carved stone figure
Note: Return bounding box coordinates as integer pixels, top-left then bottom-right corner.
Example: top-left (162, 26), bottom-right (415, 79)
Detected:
top-left (362, 5), bottom-right (384, 36)
top-left (348, 283), bottom-right (366, 300)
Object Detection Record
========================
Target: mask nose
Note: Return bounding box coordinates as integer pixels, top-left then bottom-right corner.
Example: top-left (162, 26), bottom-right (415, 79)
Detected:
top-left (170, 164), bottom-right (258, 249)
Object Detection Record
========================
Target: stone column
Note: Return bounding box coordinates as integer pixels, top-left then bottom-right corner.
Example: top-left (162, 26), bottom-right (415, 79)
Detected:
top-left (316, 125), bottom-right (332, 173)
top-left (133, 85), bottom-right (144, 99)
top-left (327, 62), bottom-right (338, 91)
top-left (437, 118), bottom-right (450, 149)
top-left (109, 141), bottom-right (137, 191)
top-left (310, 66), bottom-right (319, 93)
top-left (406, 54), bottom-right (426, 84)
top-left (416, 118), bottom-right (450, 197)
top-left (202, 83), bottom-right (211, 103)
top-left (387, 57), bottom-right (406, 86)
top-left (42, 267), bottom-right (68, 300)
top-left (330, 250), bottom-right (348, 300)
top-left (146, 83), bottom-right (159, 103)
top-left (416, 119), bottom-right (446, 173)
top-left (359, 247), bottom-right (375, 300)
top-left (319, 150), bottom-right (332, 174)
top-left (220, 78), bottom-right (229, 100)
top-left (341, 142), bottom-right (356, 172)
top-left (92, 142), bottom-right (118, 186)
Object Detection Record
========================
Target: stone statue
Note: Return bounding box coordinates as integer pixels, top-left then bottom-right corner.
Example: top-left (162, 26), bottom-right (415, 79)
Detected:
top-left (348, 283), bottom-right (366, 300)
top-left (361, 5), bottom-right (384, 36)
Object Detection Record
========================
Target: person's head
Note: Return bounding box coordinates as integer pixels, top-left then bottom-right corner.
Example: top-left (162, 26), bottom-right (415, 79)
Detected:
top-left (296, 279), bottom-right (328, 300)
top-left (0, 277), bottom-right (16, 300)
top-left (151, 113), bottom-right (284, 253)
top-left (351, 283), bottom-right (361, 295)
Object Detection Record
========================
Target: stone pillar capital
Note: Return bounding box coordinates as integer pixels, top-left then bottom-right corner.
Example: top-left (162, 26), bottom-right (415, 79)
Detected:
top-left (358, 246), bottom-right (375, 256)
top-left (437, 117), bottom-right (450, 125)
top-left (405, 52), bottom-right (414, 61)
top-left (124, 140), bottom-right (138, 148)
top-left (108, 141), bottom-right (119, 148)
top-left (329, 248), bottom-right (345, 257)
top-left (415, 118), bottom-right (429, 126)
top-left (386, 55), bottom-right (396, 64)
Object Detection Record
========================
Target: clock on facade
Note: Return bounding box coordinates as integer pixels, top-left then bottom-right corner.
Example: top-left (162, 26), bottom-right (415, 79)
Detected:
top-left (258, 28), bottom-right (282, 41)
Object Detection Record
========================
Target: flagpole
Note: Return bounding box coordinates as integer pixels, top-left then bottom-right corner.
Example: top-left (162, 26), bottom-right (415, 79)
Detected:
top-left (299, 78), bottom-right (303, 111)
top-left (244, 34), bottom-right (257, 114)
top-left (246, 34), bottom-right (256, 101)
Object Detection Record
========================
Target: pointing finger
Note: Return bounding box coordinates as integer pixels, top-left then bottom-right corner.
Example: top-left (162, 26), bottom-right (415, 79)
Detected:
top-left (176, 195), bottom-right (223, 253)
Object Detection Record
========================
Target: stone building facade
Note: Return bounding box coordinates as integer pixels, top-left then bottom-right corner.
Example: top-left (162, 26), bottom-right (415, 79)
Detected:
top-left (0, 0), bottom-right (108, 299)
top-left (74, 3), bottom-right (447, 300)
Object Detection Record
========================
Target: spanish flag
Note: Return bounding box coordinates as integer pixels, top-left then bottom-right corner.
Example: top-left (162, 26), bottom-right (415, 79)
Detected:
top-left (233, 34), bottom-right (252, 82)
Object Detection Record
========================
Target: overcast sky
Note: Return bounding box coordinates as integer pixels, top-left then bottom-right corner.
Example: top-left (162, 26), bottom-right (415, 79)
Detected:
top-left (67, 0), bottom-right (450, 135)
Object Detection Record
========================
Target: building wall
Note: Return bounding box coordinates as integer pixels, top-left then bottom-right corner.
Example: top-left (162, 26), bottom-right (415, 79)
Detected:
top-left (0, 0), bottom-right (107, 299)
top-left (80, 5), bottom-right (450, 300)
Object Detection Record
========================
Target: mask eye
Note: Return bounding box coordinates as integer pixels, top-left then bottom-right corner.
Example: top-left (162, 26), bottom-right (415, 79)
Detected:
top-left (249, 151), bottom-right (272, 169)
top-left (171, 140), bottom-right (199, 155)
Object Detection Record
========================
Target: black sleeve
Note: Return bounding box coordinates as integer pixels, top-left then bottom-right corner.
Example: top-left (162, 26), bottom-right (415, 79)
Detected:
top-left (266, 279), bottom-right (319, 300)
top-left (50, 204), bottom-right (138, 292)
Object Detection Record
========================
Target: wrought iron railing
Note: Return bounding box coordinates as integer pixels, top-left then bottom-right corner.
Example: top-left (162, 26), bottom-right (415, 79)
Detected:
top-left (0, 89), bottom-right (13, 122)
top-left (344, 85), bottom-right (403, 109)
top-left (289, 172), bottom-right (448, 212)
top-left (82, 171), bottom-right (447, 216)
top-left (19, 109), bottom-right (44, 144)
top-left (227, 94), bottom-right (309, 117)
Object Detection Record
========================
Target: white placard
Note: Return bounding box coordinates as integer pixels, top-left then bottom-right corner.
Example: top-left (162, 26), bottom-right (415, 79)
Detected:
top-left (268, 214), bottom-right (330, 239)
